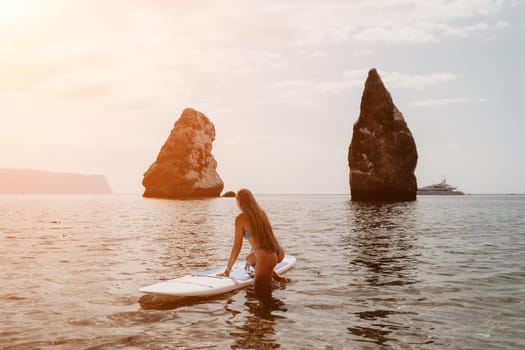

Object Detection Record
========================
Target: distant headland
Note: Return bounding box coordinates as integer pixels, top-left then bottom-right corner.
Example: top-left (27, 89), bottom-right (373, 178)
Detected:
top-left (0, 169), bottom-right (112, 194)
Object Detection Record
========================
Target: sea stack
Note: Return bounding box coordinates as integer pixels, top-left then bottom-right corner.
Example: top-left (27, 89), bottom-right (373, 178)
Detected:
top-left (348, 68), bottom-right (418, 201)
top-left (142, 108), bottom-right (224, 199)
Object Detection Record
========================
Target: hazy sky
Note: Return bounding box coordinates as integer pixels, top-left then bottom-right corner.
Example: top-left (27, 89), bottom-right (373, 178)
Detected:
top-left (1, 0), bottom-right (524, 194)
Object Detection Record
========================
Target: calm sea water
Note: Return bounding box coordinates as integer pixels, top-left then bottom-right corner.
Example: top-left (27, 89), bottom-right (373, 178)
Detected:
top-left (1, 194), bottom-right (524, 349)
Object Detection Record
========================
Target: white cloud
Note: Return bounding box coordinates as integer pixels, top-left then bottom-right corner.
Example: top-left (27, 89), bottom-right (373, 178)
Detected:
top-left (273, 78), bottom-right (363, 98)
top-left (440, 21), bottom-right (509, 37)
top-left (382, 72), bottom-right (459, 89)
top-left (353, 26), bottom-right (438, 43)
top-left (352, 18), bottom-right (508, 44)
top-left (281, 0), bottom-right (509, 44)
top-left (410, 97), bottom-right (488, 107)
top-left (272, 69), bottom-right (460, 103)
top-left (343, 69), bottom-right (459, 89)
top-left (352, 50), bottom-right (372, 57)
top-left (0, 0), bottom-right (509, 97)
top-left (87, 0), bottom-right (510, 48)
top-left (410, 98), bottom-right (470, 107)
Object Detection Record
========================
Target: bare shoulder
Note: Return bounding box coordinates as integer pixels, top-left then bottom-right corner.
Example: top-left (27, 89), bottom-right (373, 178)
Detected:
top-left (235, 213), bottom-right (249, 227)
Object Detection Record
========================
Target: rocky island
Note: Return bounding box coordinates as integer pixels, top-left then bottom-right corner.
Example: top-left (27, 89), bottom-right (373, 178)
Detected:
top-left (142, 108), bottom-right (224, 199)
top-left (348, 68), bottom-right (418, 201)
top-left (0, 169), bottom-right (112, 194)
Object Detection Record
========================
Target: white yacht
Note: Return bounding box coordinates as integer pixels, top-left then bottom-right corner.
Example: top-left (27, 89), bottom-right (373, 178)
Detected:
top-left (417, 178), bottom-right (464, 195)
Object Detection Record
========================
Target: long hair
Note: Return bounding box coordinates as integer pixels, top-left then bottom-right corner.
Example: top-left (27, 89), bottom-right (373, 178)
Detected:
top-left (236, 188), bottom-right (277, 251)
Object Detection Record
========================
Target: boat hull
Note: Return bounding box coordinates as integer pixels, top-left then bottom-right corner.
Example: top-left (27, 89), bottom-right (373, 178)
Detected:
top-left (417, 190), bottom-right (464, 195)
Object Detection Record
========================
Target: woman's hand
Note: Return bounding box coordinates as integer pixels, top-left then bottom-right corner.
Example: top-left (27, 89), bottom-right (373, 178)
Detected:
top-left (217, 270), bottom-right (230, 277)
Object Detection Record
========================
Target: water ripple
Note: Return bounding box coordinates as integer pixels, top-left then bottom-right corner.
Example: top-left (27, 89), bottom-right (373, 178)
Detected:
top-left (1, 194), bottom-right (524, 348)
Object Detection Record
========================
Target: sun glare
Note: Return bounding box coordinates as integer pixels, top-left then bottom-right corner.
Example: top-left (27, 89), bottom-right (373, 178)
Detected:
top-left (0, 0), bottom-right (55, 24)
top-left (0, 0), bottom-right (34, 19)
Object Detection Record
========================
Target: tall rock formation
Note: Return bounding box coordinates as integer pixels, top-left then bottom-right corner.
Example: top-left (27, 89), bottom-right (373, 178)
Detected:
top-left (348, 68), bottom-right (418, 201)
top-left (143, 108), bottom-right (224, 199)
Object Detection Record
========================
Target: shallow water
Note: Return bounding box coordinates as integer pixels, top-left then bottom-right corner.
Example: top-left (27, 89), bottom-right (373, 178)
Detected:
top-left (1, 194), bottom-right (524, 349)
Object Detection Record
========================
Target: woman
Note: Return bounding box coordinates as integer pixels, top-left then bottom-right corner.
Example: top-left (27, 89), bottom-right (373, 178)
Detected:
top-left (218, 188), bottom-right (285, 292)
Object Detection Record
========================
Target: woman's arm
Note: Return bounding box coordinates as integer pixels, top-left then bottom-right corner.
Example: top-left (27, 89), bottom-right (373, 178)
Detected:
top-left (218, 215), bottom-right (244, 276)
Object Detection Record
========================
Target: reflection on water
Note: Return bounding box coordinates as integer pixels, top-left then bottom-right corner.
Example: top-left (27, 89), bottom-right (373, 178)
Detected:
top-left (138, 285), bottom-right (289, 349)
top-left (229, 287), bottom-right (287, 349)
top-left (347, 201), bottom-right (419, 287)
top-left (138, 293), bottom-right (222, 311)
top-left (344, 201), bottom-right (431, 346)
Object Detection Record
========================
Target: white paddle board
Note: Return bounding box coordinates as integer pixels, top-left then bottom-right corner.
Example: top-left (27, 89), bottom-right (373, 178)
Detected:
top-left (139, 255), bottom-right (296, 297)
